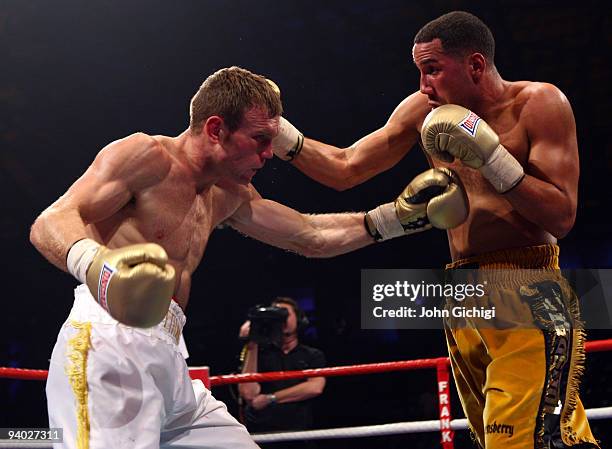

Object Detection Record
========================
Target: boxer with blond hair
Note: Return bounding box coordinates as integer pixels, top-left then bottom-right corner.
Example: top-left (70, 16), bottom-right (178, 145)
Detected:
top-left (31, 66), bottom-right (467, 449)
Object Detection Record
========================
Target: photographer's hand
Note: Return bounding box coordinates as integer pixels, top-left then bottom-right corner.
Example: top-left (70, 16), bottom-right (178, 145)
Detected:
top-left (250, 393), bottom-right (274, 410)
top-left (239, 320), bottom-right (251, 339)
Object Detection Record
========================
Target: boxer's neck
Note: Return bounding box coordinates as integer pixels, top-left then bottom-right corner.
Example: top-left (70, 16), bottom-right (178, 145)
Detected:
top-left (469, 72), bottom-right (508, 118)
top-left (176, 129), bottom-right (225, 192)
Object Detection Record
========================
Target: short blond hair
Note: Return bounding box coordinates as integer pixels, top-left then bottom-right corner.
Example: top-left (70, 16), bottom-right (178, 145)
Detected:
top-left (190, 66), bottom-right (283, 134)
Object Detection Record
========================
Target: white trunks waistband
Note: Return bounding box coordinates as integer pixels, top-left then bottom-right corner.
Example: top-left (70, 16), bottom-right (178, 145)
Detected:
top-left (68, 284), bottom-right (186, 345)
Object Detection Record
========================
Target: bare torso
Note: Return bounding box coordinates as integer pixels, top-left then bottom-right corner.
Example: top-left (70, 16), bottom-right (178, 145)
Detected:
top-left (84, 136), bottom-right (249, 309)
top-left (417, 81), bottom-right (556, 260)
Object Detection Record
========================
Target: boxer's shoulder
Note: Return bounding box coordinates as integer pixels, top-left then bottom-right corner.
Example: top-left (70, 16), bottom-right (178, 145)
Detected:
top-left (392, 91), bottom-right (431, 127)
top-left (94, 132), bottom-right (172, 190)
top-left (204, 181), bottom-right (253, 226)
top-left (99, 132), bottom-right (168, 164)
top-left (213, 179), bottom-right (252, 197)
top-left (507, 82), bottom-right (573, 132)
top-left (510, 81), bottom-right (567, 110)
top-left (210, 180), bottom-right (253, 211)
top-left (103, 132), bottom-right (161, 153)
top-left (382, 91), bottom-right (431, 145)
top-left (115, 133), bottom-right (176, 184)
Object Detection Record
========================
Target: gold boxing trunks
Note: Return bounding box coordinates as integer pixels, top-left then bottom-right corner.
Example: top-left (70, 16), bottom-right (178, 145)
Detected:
top-left (444, 244), bottom-right (599, 448)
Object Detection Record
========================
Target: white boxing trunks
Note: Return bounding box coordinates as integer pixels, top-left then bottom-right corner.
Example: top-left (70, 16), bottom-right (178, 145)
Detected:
top-left (47, 284), bottom-right (258, 449)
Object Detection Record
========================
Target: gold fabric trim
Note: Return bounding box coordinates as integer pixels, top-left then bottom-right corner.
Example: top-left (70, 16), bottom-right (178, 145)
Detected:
top-left (65, 321), bottom-right (92, 449)
top-left (446, 244), bottom-right (560, 270)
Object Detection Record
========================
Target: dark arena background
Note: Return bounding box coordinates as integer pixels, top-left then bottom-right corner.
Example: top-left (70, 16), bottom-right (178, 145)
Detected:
top-left (1, 1), bottom-right (611, 447)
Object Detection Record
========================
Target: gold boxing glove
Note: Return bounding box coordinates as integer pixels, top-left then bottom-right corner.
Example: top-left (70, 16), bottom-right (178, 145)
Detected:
top-left (67, 239), bottom-right (176, 327)
top-left (421, 104), bottom-right (525, 193)
top-left (86, 243), bottom-right (175, 328)
top-left (365, 168), bottom-right (468, 241)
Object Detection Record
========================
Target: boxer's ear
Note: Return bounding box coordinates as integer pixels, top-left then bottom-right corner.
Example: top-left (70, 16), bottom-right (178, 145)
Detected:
top-left (204, 116), bottom-right (224, 143)
top-left (467, 53), bottom-right (486, 82)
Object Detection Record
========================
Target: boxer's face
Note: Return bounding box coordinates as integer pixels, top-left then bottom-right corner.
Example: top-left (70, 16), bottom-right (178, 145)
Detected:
top-left (219, 106), bottom-right (277, 184)
top-left (413, 39), bottom-right (474, 108)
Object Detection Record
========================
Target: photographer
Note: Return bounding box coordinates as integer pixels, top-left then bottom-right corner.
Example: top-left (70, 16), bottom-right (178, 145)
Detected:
top-left (238, 297), bottom-right (326, 441)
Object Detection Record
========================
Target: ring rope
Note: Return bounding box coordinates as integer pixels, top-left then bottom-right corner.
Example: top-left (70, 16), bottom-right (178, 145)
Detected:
top-left (211, 357), bottom-right (449, 386)
top-left (251, 407), bottom-right (612, 442)
top-left (1, 339), bottom-right (611, 383)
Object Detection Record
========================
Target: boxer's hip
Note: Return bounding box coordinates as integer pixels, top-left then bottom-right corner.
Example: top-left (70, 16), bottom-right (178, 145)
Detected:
top-left (65, 284), bottom-right (186, 346)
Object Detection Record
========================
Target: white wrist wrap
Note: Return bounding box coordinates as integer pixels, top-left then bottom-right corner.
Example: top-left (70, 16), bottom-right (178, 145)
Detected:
top-left (367, 202), bottom-right (404, 241)
top-left (272, 117), bottom-right (304, 161)
top-left (480, 145), bottom-right (525, 193)
top-left (67, 238), bottom-right (100, 284)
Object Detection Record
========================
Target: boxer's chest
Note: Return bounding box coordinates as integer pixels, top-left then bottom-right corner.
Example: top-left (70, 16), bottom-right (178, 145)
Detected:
top-left (430, 106), bottom-right (529, 192)
top-left (131, 182), bottom-right (243, 270)
top-left (490, 110), bottom-right (530, 165)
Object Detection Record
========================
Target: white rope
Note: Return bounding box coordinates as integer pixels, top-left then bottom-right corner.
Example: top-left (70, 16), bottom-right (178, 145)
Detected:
top-left (252, 406), bottom-right (612, 442)
top-left (1, 407), bottom-right (610, 447)
top-left (253, 419), bottom-right (467, 442)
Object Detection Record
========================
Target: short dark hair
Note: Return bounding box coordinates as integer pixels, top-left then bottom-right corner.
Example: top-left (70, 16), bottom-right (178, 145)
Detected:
top-left (272, 296), bottom-right (309, 331)
top-left (189, 66), bottom-right (282, 134)
top-left (414, 11), bottom-right (495, 64)
top-left (272, 296), bottom-right (301, 316)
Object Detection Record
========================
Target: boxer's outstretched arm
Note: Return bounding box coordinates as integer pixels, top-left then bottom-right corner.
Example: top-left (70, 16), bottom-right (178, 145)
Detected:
top-left (227, 168), bottom-right (468, 257)
top-left (279, 92), bottom-right (429, 191)
top-left (30, 133), bottom-right (170, 270)
top-left (227, 189), bottom-right (373, 258)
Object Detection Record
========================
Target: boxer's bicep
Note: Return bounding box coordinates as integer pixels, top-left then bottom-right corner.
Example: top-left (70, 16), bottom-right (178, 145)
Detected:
top-left (343, 122), bottom-right (415, 180)
top-left (343, 93), bottom-right (427, 180)
top-left (66, 134), bottom-right (170, 224)
top-left (63, 165), bottom-right (132, 225)
top-left (293, 93), bottom-right (424, 190)
top-left (524, 85), bottom-right (578, 204)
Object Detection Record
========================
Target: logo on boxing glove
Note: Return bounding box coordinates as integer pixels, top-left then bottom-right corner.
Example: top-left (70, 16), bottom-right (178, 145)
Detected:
top-left (459, 111), bottom-right (481, 137)
top-left (97, 263), bottom-right (116, 311)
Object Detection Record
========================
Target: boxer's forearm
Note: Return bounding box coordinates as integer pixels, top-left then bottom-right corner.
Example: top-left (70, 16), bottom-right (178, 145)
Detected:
top-left (503, 175), bottom-right (576, 239)
top-left (301, 212), bottom-right (374, 258)
top-left (30, 205), bottom-right (90, 271)
top-left (305, 168), bottom-right (468, 251)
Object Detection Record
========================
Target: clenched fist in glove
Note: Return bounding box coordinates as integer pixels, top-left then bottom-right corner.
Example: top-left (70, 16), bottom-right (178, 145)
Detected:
top-left (421, 104), bottom-right (525, 193)
top-left (67, 239), bottom-right (176, 328)
top-left (365, 168), bottom-right (469, 241)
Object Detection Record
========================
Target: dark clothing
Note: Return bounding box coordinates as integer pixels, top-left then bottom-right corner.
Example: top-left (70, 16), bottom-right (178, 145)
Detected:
top-left (245, 343), bottom-right (326, 433)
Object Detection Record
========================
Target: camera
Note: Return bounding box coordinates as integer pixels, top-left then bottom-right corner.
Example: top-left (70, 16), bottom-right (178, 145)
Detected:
top-left (247, 305), bottom-right (288, 346)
